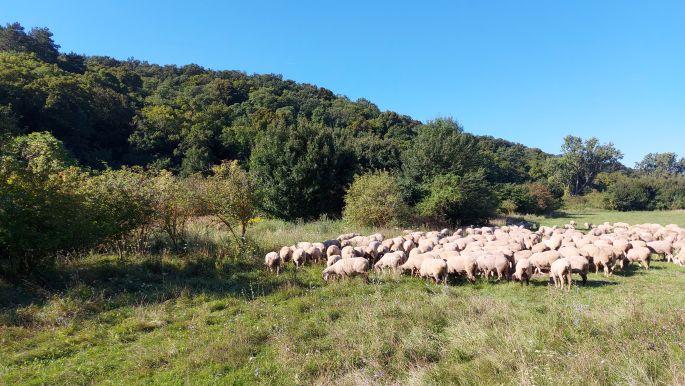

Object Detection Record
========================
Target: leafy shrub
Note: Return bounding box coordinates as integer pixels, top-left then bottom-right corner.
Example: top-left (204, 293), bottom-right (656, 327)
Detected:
top-left (343, 171), bottom-right (408, 227)
top-left (417, 171), bottom-right (497, 226)
top-left (205, 160), bottom-right (259, 240)
top-left (604, 179), bottom-right (654, 211)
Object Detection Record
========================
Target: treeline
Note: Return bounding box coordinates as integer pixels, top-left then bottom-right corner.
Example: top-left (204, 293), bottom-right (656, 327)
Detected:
top-left (0, 22), bottom-right (556, 221)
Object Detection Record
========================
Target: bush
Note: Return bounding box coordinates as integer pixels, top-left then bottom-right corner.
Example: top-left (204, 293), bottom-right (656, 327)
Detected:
top-left (527, 183), bottom-right (561, 214)
top-left (495, 183), bottom-right (560, 215)
top-left (343, 171), bottom-right (407, 227)
top-left (604, 179), bottom-right (654, 211)
top-left (417, 171), bottom-right (498, 226)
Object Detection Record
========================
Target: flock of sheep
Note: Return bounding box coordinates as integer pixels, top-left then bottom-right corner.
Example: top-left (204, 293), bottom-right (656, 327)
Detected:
top-left (264, 221), bottom-right (685, 289)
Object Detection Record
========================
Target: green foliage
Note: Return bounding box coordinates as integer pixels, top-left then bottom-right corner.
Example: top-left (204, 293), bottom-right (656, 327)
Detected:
top-left (417, 171), bottom-right (497, 226)
top-left (205, 160), bottom-right (259, 240)
top-left (0, 132), bottom-right (86, 275)
top-left (604, 178), bottom-right (653, 211)
top-left (343, 171), bottom-right (408, 227)
top-left (551, 135), bottom-right (623, 196)
top-left (399, 118), bottom-right (493, 204)
top-left (249, 119), bottom-right (350, 220)
top-left (635, 152), bottom-right (685, 177)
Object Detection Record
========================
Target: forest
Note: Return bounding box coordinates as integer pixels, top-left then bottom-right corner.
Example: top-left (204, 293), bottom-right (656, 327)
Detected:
top-left (1, 22), bottom-right (685, 277)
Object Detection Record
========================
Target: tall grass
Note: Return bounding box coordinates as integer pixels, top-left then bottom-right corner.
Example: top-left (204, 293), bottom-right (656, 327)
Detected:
top-left (2, 214), bottom-right (685, 384)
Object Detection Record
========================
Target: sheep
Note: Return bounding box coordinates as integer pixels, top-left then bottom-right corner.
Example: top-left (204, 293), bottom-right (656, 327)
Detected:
top-left (306, 246), bottom-right (323, 263)
top-left (374, 251), bottom-right (405, 272)
top-left (625, 247), bottom-right (651, 270)
top-left (529, 250), bottom-right (561, 274)
top-left (476, 254), bottom-right (511, 281)
top-left (550, 258), bottom-right (572, 290)
top-left (593, 246), bottom-right (617, 276)
top-left (399, 252), bottom-right (435, 276)
top-left (341, 245), bottom-right (358, 259)
top-left (326, 254), bottom-right (342, 267)
top-left (674, 250), bottom-right (685, 266)
top-left (445, 254), bottom-right (478, 283)
top-left (322, 239), bottom-right (341, 249)
top-left (292, 248), bottom-right (308, 268)
top-left (419, 258), bottom-right (448, 284)
top-left (514, 249), bottom-right (533, 262)
top-left (647, 240), bottom-right (674, 262)
top-left (264, 252), bottom-right (281, 274)
top-left (279, 246), bottom-right (293, 263)
top-left (322, 257), bottom-right (370, 282)
top-left (512, 258), bottom-right (533, 285)
top-left (326, 245), bottom-right (341, 258)
top-left (566, 255), bottom-right (590, 284)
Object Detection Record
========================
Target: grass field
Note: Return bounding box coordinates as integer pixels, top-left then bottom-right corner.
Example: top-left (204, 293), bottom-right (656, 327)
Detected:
top-left (525, 209), bottom-right (685, 229)
top-left (2, 211), bottom-right (685, 384)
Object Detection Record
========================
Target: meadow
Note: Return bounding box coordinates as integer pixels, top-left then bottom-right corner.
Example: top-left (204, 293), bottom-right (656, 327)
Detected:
top-left (1, 211), bottom-right (685, 385)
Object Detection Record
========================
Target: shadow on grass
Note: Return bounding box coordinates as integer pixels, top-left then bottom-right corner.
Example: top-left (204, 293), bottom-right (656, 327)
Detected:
top-left (0, 255), bottom-right (318, 325)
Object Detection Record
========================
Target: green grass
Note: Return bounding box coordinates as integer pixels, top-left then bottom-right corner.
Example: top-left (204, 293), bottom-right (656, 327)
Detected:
top-left (2, 214), bottom-right (685, 384)
top-left (525, 209), bottom-right (685, 228)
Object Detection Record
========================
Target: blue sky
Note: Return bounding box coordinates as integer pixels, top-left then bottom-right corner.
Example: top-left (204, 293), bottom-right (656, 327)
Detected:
top-left (4, 0), bottom-right (684, 165)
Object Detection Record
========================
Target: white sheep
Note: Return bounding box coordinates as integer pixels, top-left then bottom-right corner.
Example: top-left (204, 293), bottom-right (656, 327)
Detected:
top-left (322, 257), bottom-right (370, 282)
top-left (264, 252), bottom-right (281, 274)
top-left (419, 258), bottom-right (448, 284)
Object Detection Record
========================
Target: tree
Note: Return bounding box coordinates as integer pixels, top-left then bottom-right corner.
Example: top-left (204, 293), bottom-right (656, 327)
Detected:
top-left (343, 171), bottom-right (408, 227)
top-left (205, 160), bottom-right (259, 240)
top-left (399, 118), bottom-right (492, 204)
top-left (635, 152), bottom-right (685, 177)
top-left (551, 136), bottom-right (623, 196)
top-left (249, 119), bottom-right (350, 220)
top-left (417, 171), bottom-right (497, 226)
top-left (0, 23), bottom-right (60, 63)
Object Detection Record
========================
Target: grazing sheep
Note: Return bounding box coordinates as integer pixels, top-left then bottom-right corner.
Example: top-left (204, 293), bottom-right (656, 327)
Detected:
top-left (322, 257), bottom-right (370, 282)
top-left (550, 258), bottom-right (572, 290)
top-left (306, 246), bottom-right (323, 263)
top-left (341, 245), bottom-right (358, 259)
top-left (512, 258), bottom-right (533, 285)
top-left (322, 239), bottom-right (341, 249)
top-left (566, 255), bottom-right (590, 284)
top-left (419, 258), bottom-right (448, 284)
top-left (327, 245), bottom-right (341, 258)
top-left (529, 250), bottom-right (561, 274)
top-left (264, 252), bottom-right (281, 274)
top-left (399, 252), bottom-right (435, 276)
top-left (476, 254), bottom-right (511, 281)
top-left (326, 254), bottom-right (342, 267)
top-left (647, 241), bottom-right (674, 262)
top-left (279, 246), bottom-right (293, 263)
top-left (292, 248), bottom-right (308, 268)
top-left (625, 247), bottom-right (651, 269)
top-left (446, 254), bottom-right (478, 283)
top-left (374, 252), bottom-right (405, 272)
top-left (514, 249), bottom-right (533, 262)
top-left (593, 246), bottom-right (617, 276)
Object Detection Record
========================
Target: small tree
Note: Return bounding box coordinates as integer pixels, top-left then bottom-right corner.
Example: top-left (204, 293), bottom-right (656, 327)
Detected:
top-left (151, 171), bottom-right (198, 250)
top-left (343, 171), bottom-right (407, 227)
top-left (205, 160), bottom-right (259, 241)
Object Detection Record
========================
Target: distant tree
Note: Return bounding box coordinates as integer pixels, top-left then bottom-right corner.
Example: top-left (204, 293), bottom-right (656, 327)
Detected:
top-left (0, 22), bottom-right (60, 63)
top-left (635, 152), bottom-right (685, 176)
top-left (551, 135), bottom-right (623, 196)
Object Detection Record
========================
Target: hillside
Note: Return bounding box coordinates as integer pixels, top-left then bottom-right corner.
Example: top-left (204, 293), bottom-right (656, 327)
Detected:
top-left (0, 22), bottom-right (549, 176)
